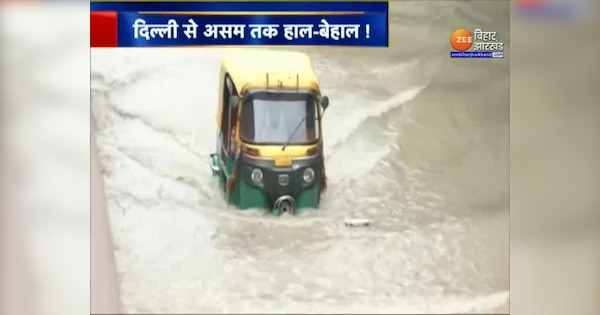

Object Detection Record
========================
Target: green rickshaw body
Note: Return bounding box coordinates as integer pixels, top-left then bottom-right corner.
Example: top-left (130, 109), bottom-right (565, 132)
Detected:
top-left (210, 50), bottom-right (330, 215)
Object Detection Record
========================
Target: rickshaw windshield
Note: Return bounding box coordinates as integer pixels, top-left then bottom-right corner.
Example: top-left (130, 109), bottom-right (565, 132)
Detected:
top-left (240, 92), bottom-right (320, 145)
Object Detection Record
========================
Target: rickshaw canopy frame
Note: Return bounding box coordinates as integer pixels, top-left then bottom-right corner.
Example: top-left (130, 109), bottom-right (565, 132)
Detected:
top-left (220, 50), bottom-right (321, 94)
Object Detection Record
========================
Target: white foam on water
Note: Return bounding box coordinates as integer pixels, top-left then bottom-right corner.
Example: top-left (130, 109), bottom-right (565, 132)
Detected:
top-left (91, 46), bottom-right (505, 314)
top-left (224, 290), bottom-right (509, 314)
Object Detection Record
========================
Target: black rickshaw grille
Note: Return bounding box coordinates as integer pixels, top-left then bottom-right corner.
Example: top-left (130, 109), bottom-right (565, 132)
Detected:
top-left (242, 165), bottom-right (320, 207)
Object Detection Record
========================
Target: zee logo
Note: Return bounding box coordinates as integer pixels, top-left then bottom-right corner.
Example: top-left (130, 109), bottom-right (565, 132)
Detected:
top-left (450, 28), bottom-right (473, 51)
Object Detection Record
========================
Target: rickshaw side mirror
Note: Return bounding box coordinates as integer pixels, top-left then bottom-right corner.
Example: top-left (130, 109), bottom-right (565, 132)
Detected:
top-left (321, 96), bottom-right (329, 110)
top-left (229, 95), bottom-right (239, 109)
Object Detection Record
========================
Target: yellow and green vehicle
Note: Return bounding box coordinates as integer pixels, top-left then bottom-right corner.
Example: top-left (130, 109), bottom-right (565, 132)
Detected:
top-left (209, 50), bottom-right (330, 215)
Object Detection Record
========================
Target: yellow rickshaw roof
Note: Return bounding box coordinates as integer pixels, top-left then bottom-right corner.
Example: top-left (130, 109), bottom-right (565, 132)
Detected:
top-left (221, 50), bottom-right (320, 92)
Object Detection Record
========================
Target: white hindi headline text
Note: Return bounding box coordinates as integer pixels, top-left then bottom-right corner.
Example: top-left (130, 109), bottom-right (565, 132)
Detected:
top-left (131, 18), bottom-right (371, 41)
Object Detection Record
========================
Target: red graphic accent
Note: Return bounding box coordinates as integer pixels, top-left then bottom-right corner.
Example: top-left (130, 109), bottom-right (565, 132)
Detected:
top-left (90, 11), bottom-right (118, 48)
top-left (517, 0), bottom-right (544, 8)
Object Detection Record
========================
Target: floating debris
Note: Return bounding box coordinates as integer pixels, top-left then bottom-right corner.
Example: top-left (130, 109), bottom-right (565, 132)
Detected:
top-left (344, 218), bottom-right (371, 227)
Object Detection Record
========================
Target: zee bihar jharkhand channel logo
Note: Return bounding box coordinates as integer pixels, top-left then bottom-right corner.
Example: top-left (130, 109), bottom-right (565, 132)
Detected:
top-left (450, 28), bottom-right (504, 58)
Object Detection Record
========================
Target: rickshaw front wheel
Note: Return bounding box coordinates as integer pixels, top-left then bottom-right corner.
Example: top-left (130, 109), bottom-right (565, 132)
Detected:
top-left (274, 195), bottom-right (296, 214)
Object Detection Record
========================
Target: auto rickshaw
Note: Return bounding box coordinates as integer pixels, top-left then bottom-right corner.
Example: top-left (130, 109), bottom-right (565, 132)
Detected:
top-left (209, 50), bottom-right (330, 215)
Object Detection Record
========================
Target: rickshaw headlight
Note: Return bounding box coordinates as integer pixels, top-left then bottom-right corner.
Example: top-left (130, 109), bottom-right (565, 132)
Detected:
top-left (251, 168), bottom-right (263, 184)
top-left (303, 167), bottom-right (315, 183)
